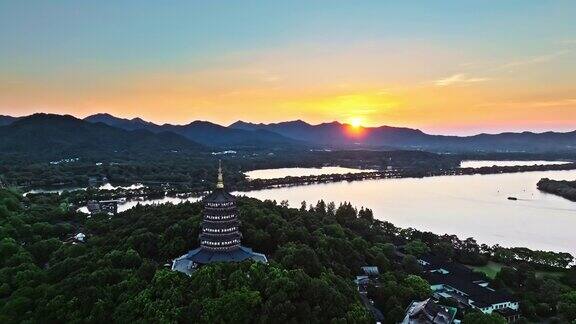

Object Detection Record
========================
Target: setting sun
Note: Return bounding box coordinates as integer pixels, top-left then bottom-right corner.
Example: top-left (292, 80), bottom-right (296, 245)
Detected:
top-left (345, 116), bottom-right (367, 138)
top-left (350, 117), bottom-right (363, 128)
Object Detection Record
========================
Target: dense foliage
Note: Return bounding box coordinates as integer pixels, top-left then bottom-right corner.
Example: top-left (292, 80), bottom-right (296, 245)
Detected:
top-left (2, 188), bottom-right (576, 323)
top-left (1, 149), bottom-right (460, 191)
top-left (461, 312), bottom-right (506, 324)
top-left (0, 190), bottom-right (413, 323)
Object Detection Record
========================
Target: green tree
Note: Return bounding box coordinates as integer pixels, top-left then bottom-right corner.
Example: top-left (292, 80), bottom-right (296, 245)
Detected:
top-left (462, 312), bottom-right (506, 324)
top-left (404, 275), bottom-right (431, 300)
top-left (405, 240), bottom-right (430, 257)
top-left (558, 291), bottom-right (576, 322)
top-left (402, 255), bottom-right (422, 274)
top-left (202, 289), bottom-right (261, 323)
top-left (433, 242), bottom-right (454, 260)
top-left (276, 243), bottom-right (323, 277)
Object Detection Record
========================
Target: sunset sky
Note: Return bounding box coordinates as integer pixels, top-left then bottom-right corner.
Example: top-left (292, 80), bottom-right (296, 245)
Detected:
top-left (1, 1), bottom-right (575, 135)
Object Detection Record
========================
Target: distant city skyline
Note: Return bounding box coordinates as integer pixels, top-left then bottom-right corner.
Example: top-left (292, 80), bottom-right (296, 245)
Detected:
top-left (1, 1), bottom-right (575, 135)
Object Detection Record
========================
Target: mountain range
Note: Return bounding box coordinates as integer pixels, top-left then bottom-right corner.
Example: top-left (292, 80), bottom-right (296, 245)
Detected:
top-left (84, 113), bottom-right (298, 148)
top-left (1, 113), bottom-right (576, 155)
top-left (230, 120), bottom-right (425, 148)
top-left (229, 120), bottom-right (576, 152)
top-left (0, 114), bottom-right (205, 161)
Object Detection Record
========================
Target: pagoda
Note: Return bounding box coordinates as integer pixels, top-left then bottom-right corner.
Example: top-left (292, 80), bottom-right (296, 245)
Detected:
top-left (172, 161), bottom-right (267, 275)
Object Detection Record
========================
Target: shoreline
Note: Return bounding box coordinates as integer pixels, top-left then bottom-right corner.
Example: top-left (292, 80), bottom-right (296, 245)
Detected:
top-left (240, 162), bottom-right (576, 191)
top-left (63, 165), bottom-right (576, 258)
top-left (25, 162), bottom-right (576, 201)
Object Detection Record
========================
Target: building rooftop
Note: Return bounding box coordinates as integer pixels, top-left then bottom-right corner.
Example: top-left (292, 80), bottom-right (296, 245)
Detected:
top-left (402, 299), bottom-right (456, 324)
top-left (424, 272), bottom-right (515, 308)
top-left (172, 246), bottom-right (267, 275)
top-left (419, 255), bottom-right (484, 280)
top-left (419, 254), bottom-right (517, 308)
top-left (361, 266), bottom-right (380, 277)
top-left (203, 188), bottom-right (236, 203)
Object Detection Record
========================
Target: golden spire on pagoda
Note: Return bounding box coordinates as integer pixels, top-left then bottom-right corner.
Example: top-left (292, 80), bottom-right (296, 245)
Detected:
top-left (216, 160), bottom-right (224, 188)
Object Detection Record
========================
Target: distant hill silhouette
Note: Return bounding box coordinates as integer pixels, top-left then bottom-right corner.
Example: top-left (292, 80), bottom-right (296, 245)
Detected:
top-left (0, 115), bottom-right (19, 126)
top-left (0, 114), bottom-right (205, 161)
top-left (230, 120), bottom-right (576, 152)
top-left (1, 113), bottom-right (575, 153)
top-left (230, 120), bottom-right (425, 146)
top-left (84, 113), bottom-right (157, 131)
top-left (84, 114), bottom-right (299, 148)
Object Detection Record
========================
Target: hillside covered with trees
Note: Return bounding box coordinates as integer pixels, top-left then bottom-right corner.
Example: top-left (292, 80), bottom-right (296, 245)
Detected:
top-left (1, 189), bottom-right (576, 323)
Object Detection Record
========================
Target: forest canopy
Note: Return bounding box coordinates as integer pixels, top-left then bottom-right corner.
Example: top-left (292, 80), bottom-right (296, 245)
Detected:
top-left (1, 189), bottom-right (576, 323)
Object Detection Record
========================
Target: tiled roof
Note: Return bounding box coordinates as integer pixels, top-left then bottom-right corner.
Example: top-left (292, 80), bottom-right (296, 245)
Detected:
top-left (172, 246), bottom-right (267, 275)
top-left (424, 272), bottom-right (515, 307)
top-left (420, 254), bottom-right (517, 308)
top-left (361, 266), bottom-right (380, 276)
top-left (203, 188), bottom-right (236, 203)
top-left (402, 299), bottom-right (456, 324)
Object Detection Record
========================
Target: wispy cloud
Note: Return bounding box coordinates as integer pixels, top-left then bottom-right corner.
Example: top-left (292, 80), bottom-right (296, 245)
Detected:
top-left (499, 50), bottom-right (569, 70)
top-left (434, 74), bottom-right (490, 87)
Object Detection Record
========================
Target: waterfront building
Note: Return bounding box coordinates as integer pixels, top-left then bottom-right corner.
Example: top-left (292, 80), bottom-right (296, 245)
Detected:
top-left (172, 162), bottom-right (267, 275)
top-left (418, 254), bottom-right (520, 319)
top-left (86, 200), bottom-right (119, 215)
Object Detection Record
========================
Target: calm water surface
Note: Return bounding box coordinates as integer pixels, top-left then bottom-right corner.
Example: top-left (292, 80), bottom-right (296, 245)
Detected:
top-left (460, 160), bottom-right (570, 168)
top-left (238, 170), bottom-right (576, 255)
top-left (245, 166), bottom-right (376, 180)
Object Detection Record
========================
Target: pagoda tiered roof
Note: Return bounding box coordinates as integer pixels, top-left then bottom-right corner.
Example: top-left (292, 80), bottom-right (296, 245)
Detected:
top-left (172, 161), bottom-right (267, 275)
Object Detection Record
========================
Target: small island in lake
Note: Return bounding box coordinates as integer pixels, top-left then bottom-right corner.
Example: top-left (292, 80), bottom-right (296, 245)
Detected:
top-left (537, 178), bottom-right (576, 202)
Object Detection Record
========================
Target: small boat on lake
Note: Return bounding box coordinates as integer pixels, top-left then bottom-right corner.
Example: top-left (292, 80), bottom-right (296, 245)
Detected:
top-left (507, 197), bottom-right (518, 201)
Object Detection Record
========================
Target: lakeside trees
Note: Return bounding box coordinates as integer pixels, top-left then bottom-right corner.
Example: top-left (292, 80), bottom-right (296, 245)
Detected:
top-left (1, 149), bottom-right (461, 192)
top-left (491, 245), bottom-right (574, 269)
top-left (538, 178), bottom-right (576, 202)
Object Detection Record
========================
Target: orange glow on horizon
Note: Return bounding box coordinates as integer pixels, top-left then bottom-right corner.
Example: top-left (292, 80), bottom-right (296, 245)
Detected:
top-left (350, 117), bottom-right (363, 128)
top-left (1, 42), bottom-right (575, 135)
top-left (344, 122), bottom-right (366, 138)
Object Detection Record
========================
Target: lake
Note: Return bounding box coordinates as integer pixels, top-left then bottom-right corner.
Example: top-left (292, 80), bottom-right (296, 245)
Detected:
top-left (460, 160), bottom-right (570, 168)
top-left (243, 162), bottom-right (571, 181)
top-left (97, 183), bottom-right (146, 190)
top-left (238, 169), bottom-right (576, 256)
top-left (72, 162), bottom-right (576, 255)
top-left (245, 166), bottom-right (377, 180)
